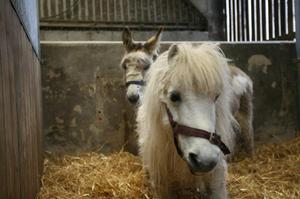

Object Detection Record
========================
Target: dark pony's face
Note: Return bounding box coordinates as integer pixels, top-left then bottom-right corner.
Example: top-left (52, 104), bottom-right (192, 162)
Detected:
top-left (120, 27), bottom-right (162, 105)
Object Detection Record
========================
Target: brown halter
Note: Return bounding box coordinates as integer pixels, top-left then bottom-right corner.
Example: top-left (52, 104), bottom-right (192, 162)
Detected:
top-left (165, 105), bottom-right (231, 156)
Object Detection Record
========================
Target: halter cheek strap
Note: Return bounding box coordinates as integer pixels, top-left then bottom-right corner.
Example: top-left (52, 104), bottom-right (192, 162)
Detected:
top-left (165, 105), bottom-right (231, 156)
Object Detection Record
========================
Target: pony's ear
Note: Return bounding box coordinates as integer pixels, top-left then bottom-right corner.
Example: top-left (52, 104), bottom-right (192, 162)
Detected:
top-left (144, 27), bottom-right (163, 54)
top-left (168, 44), bottom-right (178, 62)
top-left (122, 27), bottom-right (135, 52)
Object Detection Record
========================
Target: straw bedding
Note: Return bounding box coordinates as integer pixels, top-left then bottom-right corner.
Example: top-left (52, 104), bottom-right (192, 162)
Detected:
top-left (38, 136), bottom-right (300, 199)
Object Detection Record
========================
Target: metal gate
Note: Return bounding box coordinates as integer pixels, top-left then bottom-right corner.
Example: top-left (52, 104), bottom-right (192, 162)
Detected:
top-left (226, 0), bottom-right (296, 41)
top-left (39, 0), bottom-right (207, 30)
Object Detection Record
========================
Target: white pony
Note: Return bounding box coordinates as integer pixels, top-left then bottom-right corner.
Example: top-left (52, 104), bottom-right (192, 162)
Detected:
top-left (137, 43), bottom-right (237, 198)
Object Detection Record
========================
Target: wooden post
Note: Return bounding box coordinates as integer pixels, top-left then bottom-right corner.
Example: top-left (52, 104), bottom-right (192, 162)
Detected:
top-left (207, 0), bottom-right (226, 40)
top-left (296, 0), bottom-right (300, 58)
top-left (295, 0), bottom-right (300, 130)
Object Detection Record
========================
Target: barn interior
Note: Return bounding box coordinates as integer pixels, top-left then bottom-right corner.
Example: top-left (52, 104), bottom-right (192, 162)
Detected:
top-left (1, 0), bottom-right (300, 198)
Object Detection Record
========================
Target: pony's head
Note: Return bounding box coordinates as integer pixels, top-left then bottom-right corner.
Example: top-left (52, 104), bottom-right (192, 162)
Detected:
top-left (120, 27), bottom-right (163, 105)
top-left (142, 43), bottom-right (233, 174)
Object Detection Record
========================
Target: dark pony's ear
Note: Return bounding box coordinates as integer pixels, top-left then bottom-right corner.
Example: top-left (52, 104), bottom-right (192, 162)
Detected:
top-left (168, 44), bottom-right (178, 62)
top-left (122, 27), bottom-right (135, 52)
top-left (144, 27), bottom-right (163, 54)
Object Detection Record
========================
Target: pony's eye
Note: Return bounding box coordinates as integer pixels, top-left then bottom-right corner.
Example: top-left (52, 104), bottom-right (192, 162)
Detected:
top-left (214, 94), bottom-right (220, 101)
top-left (122, 63), bottom-right (127, 70)
top-left (144, 64), bottom-right (150, 70)
top-left (170, 91), bottom-right (181, 102)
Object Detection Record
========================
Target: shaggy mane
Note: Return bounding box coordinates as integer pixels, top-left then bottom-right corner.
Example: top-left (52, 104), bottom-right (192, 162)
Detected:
top-left (165, 43), bottom-right (228, 96)
top-left (137, 43), bottom-right (237, 197)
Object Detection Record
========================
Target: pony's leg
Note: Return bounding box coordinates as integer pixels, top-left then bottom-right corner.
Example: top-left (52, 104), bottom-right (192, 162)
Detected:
top-left (203, 159), bottom-right (228, 199)
top-left (236, 91), bottom-right (254, 156)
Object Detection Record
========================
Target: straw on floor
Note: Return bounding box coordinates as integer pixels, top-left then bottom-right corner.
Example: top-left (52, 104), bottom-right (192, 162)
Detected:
top-left (38, 136), bottom-right (300, 199)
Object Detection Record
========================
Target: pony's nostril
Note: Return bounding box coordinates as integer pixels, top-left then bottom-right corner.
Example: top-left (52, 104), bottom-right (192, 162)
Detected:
top-left (188, 153), bottom-right (217, 173)
top-left (128, 95), bottom-right (139, 104)
top-left (189, 153), bottom-right (200, 166)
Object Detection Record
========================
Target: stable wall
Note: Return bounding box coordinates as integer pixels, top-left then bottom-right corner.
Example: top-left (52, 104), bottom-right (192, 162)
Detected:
top-left (41, 41), bottom-right (299, 154)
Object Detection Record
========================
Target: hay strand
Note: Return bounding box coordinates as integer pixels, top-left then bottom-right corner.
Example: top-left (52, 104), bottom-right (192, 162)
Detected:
top-left (38, 137), bottom-right (300, 199)
top-left (38, 152), bottom-right (152, 199)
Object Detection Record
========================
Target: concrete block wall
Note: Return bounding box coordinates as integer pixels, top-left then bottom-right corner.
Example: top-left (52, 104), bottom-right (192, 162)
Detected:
top-left (41, 41), bottom-right (299, 154)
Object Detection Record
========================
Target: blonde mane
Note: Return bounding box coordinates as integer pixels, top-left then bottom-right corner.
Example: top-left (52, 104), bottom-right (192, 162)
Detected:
top-left (137, 43), bottom-right (237, 197)
top-left (165, 43), bottom-right (227, 96)
top-left (139, 43), bottom-right (236, 147)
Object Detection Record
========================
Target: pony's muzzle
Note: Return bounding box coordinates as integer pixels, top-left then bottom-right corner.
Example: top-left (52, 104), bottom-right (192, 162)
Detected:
top-left (127, 94), bottom-right (139, 104)
top-left (188, 152), bottom-right (218, 173)
top-left (126, 84), bottom-right (142, 105)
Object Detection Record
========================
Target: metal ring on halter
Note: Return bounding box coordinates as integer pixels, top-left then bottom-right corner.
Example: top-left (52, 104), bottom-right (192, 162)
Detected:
top-left (209, 132), bottom-right (214, 142)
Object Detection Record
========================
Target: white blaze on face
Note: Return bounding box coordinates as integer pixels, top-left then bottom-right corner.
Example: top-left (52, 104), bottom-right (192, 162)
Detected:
top-left (125, 64), bottom-right (143, 100)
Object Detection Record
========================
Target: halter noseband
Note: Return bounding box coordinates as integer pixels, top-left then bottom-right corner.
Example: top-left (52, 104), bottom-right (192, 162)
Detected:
top-left (165, 105), bottom-right (230, 156)
top-left (125, 80), bottom-right (145, 87)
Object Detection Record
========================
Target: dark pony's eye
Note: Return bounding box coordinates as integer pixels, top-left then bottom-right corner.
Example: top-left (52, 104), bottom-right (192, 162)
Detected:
top-left (170, 91), bottom-right (181, 102)
top-left (122, 61), bottom-right (127, 70)
top-left (214, 94), bottom-right (220, 101)
top-left (122, 58), bottom-right (130, 70)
